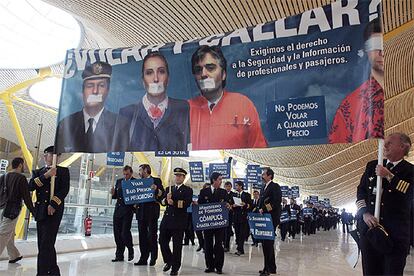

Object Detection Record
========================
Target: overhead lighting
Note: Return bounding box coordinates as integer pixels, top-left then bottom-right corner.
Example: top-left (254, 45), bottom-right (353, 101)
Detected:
top-left (0, 0), bottom-right (81, 69)
top-left (29, 77), bottom-right (62, 109)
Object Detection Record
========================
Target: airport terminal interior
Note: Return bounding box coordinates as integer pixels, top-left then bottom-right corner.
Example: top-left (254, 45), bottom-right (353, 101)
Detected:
top-left (0, 0), bottom-right (414, 275)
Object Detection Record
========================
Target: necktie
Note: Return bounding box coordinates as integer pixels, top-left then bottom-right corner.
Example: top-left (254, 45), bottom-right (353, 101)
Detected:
top-left (209, 103), bottom-right (215, 111)
top-left (386, 162), bottom-right (394, 170)
top-left (86, 118), bottom-right (94, 135)
top-left (149, 105), bottom-right (163, 119)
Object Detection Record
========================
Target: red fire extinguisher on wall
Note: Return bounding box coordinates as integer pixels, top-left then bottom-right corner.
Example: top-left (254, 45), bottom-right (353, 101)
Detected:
top-left (84, 213), bottom-right (92, 237)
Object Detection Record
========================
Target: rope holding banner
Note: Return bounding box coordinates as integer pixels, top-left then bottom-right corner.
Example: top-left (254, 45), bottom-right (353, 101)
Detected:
top-left (374, 138), bottom-right (384, 219)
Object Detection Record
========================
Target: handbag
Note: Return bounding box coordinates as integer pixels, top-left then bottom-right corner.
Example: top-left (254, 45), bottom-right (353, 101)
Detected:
top-left (3, 174), bottom-right (21, 220)
top-left (366, 224), bottom-right (394, 254)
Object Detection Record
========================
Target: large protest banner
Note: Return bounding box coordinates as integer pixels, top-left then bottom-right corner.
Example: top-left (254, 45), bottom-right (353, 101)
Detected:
top-left (248, 213), bottom-right (275, 240)
top-left (55, 0), bottom-right (383, 153)
top-left (121, 178), bottom-right (155, 205)
top-left (192, 202), bottom-right (229, 231)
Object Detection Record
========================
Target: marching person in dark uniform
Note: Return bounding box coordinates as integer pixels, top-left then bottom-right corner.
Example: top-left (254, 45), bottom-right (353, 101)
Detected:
top-left (310, 202), bottom-right (318, 234)
top-left (198, 172), bottom-right (230, 274)
top-left (232, 180), bottom-right (251, 255)
top-left (288, 198), bottom-right (300, 239)
top-left (341, 208), bottom-right (350, 234)
top-left (303, 202), bottom-right (312, 236)
top-left (110, 165), bottom-right (135, 262)
top-left (250, 190), bottom-right (260, 246)
top-left (159, 168), bottom-right (193, 275)
top-left (223, 181), bottom-right (235, 252)
top-left (134, 164), bottom-right (165, 266)
top-left (258, 167), bottom-right (281, 276)
top-left (28, 146), bottom-right (70, 276)
top-left (356, 133), bottom-right (413, 276)
top-left (280, 198), bottom-right (290, 241)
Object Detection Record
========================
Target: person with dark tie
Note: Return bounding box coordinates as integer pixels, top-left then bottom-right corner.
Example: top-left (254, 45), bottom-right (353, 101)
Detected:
top-left (28, 146), bottom-right (70, 276)
top-left (134, 164), bottom-right (165, 266)
top-left (356, 133), bottom-right (413, 275)
top-left (250, 190), bottom-right (260, 246)
top-left (195, 183), bottom-right (210, 252)
top-left (258, 167), bottom-right (281, 276)
top-left (159, 168), bottom-right (193, 276)
top-left (110, 165), bottom-right (135, 262)
top-left (198, 172), bottom-right (229, 274)
top-left (223, 181), bottom-right (235, 252)
top-left (55, 61), bottom-right (118, 153)
top-left (288, 198), bottom-right (300, 239)
top-left (232, 180), bottom-right (252, 255)
top-left (280, 198), bottom-right (290, 242)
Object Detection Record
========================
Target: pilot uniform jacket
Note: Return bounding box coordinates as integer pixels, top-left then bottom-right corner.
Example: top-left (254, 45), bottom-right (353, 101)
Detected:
top-left (116, 97), bottom-right (190, 152)
top-left (356, 159), bottom-right (414, 250)
top-left (113, 177), bottom-right (135, 218)
top-left (198, 187), bottom-right (230, 205)
top-left (28, 166), bottom-right (70, 221)
top-left (232, 191), bottom-right (252, 224)
top-left (135, 177), bottom-right (165, 220)
top-left (259, 181), bottom-right (282, 227)
top-left (160, 185), bottom-right (193, 230)
top-left (55, 109), bottom-right (118, 153)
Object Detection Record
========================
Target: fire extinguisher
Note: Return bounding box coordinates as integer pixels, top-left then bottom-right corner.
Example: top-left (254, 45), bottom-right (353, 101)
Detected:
top-left (84, 213), bottom-right (92, 237)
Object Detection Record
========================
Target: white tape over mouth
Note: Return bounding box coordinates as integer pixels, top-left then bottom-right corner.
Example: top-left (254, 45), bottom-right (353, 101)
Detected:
top-left (87, 94), bottom-right (103, 103)
top-left (198, 78), bottom-right (216, 90)
top-left (365, 36), bottom-right (383, 51)
top-left (147, 83), bottom-right (165, 95)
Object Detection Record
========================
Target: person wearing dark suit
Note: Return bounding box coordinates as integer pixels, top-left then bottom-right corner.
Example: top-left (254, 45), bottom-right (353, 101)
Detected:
top-left (288, 198), bottom-right (300, 239)
top-left (134, 164), bottom-right (165, 266)
top-left (28, 146), bottom-right (70, 276)
top-left (55, 61), bottom-right (118, 153)
top-left (159, 168), bottom-right (193, 276)
top-left (115, 51), bottom-right (190, 152)
top-left (258, 167), bottom-right (282, 276)
top-left (250, 190), bottom-right (260, 246)
top-left (232, 181), bottom-right (252, 255)
top-left (111, 165), bottom-right (135, 262)
top-left (356, 133), bottom-right (413, 276)
top-left (223, 181), bottom-right (236, 252)
top-left (198, 172), bottom-right (230, 274)
top-left (280, 198), bottom-right (290, 241)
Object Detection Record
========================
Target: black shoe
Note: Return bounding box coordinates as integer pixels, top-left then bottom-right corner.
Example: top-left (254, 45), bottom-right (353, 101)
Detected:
top-left (251, 242), bottom-right (255, 246)
top-left (205, 268), bottom-right (215, 273)
top-left (223, 248), bottom-right (229, 252)
top-left (216, 269), bottom-right (223, 274)
top-left (134, 259), bottom-right (147, 265)
top-left (149, 259), bottom-right (156, 266)
top-left (170, 271), bottom-right (178, 276)
top-left (234, 251), bottom-right (244, 256)
top-left (191, 240), bottom-right (195, 245)
top-left (9, 256), bottom-right (23, 263)
top-left (112, 258), bottom-right (124, 262)
top-left (128, 248), bottom-right (134, 261)
top-left (196, 246), bottom-right (203, 252)
top-left (163, 264), bottom-right (172, 272)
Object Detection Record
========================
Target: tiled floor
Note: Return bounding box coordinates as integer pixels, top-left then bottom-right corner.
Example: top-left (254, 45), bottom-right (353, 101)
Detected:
top-left (1, 227), bottom-right (413, 275)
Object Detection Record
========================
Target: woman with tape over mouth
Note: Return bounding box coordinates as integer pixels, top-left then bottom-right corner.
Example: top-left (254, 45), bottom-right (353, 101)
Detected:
top-left (115, 51), bottom-right (190, 152)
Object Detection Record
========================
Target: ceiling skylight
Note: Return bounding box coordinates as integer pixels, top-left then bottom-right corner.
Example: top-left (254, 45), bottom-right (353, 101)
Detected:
top-left (29, 77), bottom-right (62, 109)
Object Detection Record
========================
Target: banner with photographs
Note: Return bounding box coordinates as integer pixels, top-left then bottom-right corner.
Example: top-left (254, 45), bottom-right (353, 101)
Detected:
top-left (55, 0), bottom-right (383, 153)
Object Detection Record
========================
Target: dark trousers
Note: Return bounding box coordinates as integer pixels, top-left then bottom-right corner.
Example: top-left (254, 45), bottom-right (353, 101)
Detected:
top-left (234, 222), bottom-right (247, 253)
top-left (204, 228), bottom-right (225, 270)
top-left (361, 235), bottom-right (408, 276)
top-left (304, 219), bottom-right (311, 235)
top-left (36, 210), bottom-right (63, 276)
top-left (289, 220), bottom-right (297, 238)
top-left (342, 223), bottom-right (349, 233)
top-left (113, 211), bottom-right (133, 259)
top-left (223, 223), bottom-right (232, 249)
top-left (280, 223), bottom-right (289, 241)
top-left (261, 239), bottom-right (276, 273)
top-left (159, 226), bottom-right (185, 272)
top-left (137, 216), bottom-right (158, 262)
top-left (183, 214), bottom-right (195, 244)
top-left (196, 230), bottom-right (204, 248)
